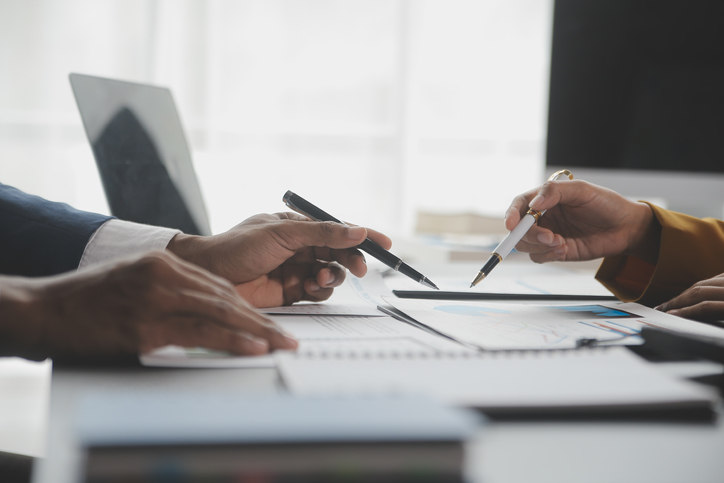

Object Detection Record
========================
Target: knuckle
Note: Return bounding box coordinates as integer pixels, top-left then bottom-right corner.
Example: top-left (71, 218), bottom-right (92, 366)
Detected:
top-left (511, 194), bottom-right (526, 206)
top-left (319, 221), bottom-right (339, 239)
top-left (137, 252), bottom-right (172, 276)
top-left (697, 300), bottom-right (715, 313)
top-left (538, 181), bottom-right (557, 197)
top-left (688, 285), bottom-right (702, 299)
top-left (540, 181), bottom-right (556, 193)
top-left (212, 298), bottom-right (235, 319)
top-left (268, 223), bottom-right (299, 251)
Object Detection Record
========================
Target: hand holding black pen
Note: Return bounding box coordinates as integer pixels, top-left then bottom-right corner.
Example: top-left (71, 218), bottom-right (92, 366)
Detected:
top-left (283, 191), bottom-right (439, 290)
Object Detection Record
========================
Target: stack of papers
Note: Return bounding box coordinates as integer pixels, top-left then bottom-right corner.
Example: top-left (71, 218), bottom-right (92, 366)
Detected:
top-left (276, 347), bottom-right (717, 416)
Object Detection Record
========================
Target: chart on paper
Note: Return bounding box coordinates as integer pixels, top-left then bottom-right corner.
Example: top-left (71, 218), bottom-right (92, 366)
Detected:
top-left (384, 298), bottom-right (686, 350)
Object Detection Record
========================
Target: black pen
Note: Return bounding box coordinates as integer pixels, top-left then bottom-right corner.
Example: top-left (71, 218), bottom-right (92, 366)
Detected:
top-left (283, 191), bottom-right (439, 290)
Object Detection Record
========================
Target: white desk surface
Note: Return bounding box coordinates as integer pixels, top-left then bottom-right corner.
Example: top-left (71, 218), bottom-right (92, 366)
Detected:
top-left (6, 257), bottom-right (724, 482)
top-left (0, 358), bottom-right (50, 458)
top-left (32, 363), bottom-right (724, 483)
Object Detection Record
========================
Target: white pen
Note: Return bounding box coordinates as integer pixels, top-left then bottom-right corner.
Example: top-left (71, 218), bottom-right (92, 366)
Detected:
top-left (469, 169), bottom-right (574, 288)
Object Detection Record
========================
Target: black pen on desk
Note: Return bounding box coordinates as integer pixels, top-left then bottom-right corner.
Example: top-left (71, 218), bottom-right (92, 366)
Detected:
top-left (470, 169), bottom-right (574, 288)
top-left (283, 190), bottom-right (439, 290)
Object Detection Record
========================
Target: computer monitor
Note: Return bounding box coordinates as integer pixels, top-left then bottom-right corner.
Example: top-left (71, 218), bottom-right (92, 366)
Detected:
top-left (69, 73), bottom-right (211, 235)
top-left (546, 0), bottom-right (724, 218)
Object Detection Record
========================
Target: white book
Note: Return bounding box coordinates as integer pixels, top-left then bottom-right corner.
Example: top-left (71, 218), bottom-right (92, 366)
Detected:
top-left (276, 347), bottom-right (717, 416)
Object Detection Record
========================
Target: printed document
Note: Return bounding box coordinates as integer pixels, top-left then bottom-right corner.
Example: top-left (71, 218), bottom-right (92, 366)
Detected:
top-left (384, 298), bottom-right (724, 350)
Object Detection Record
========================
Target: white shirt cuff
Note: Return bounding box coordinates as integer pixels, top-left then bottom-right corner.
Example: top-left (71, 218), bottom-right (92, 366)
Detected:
top-left (79, 219), bottom-right (181, 269)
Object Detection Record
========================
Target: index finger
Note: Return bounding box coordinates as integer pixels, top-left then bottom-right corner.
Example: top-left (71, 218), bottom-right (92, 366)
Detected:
top-left (273, 219), bottom-right (396, 256)
top-left (278, 212), bottom-right (393, 250)
top-left (505, 180), bottom-right (593, 231)
top-left (166, 287), bottom-right (298, 350)
top-left (505, 187), bottom-right (539, 231)
top-left (528, 179), bottom-right (601, 212)
top-left (362, 227), bottom-right (392, 250)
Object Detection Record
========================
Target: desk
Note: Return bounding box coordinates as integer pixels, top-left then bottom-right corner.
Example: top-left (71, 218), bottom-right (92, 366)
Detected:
top-left (0, 358), bottom-right (50, 458)
top-left (28, 259), bottom-right (724, 483)
top-left (33, 363), bottom-right (724, 483)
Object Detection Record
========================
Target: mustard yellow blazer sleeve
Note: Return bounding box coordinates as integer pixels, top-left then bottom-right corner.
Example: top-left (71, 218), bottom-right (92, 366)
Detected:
top-left (595, 204), bottom-right (724, 306)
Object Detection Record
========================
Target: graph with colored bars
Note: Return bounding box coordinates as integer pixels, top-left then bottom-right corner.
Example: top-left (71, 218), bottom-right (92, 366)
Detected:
top-left (578, 318), bottom-right (662, 340)
top-left (387, 300), bottom-right (666, 349)
top-left (553, 304), bottom-right (655, 340)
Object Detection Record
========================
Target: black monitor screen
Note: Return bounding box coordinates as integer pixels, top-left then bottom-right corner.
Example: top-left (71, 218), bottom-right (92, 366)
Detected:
top-left (546, 0), bottom-right (724, 173)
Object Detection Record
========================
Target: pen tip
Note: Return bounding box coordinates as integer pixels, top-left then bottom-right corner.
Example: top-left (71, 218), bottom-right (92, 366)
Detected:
top-left (421, 278), bottom-right (439, 290)
top-left (470, 272), bottom-right (486, 288)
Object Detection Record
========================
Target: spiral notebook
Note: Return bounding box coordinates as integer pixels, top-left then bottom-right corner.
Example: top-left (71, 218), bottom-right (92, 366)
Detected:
top-left (276, 347), bottom-right (717, 417)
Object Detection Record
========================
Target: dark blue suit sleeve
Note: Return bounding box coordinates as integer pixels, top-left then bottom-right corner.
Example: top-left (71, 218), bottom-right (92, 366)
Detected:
top-left (0, 183), bottom-right (113, 276)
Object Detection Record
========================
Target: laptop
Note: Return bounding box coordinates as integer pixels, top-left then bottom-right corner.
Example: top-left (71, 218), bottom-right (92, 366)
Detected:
top-left (69, 73), bottom-right (211, 236)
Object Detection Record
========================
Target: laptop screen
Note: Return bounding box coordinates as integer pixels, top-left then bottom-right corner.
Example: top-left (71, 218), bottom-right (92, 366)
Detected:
top-left (69, 73), bottom-right (211, 236)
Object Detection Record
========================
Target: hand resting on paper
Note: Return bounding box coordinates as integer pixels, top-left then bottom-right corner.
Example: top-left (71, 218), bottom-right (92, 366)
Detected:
top-left (0, 251), bottom-right (297, 363)
top-left (656, 273), bottom-right (724, 322)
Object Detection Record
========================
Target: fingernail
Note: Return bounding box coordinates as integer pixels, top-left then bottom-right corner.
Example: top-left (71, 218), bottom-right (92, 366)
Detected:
top-left (319, 269), bottom-right (335, 287)
top-left (308, 281), bottom-right (321, 292)
top-left (654, 305), bottom-right (663, 311)
top-left (346, 226), bottom-right (366, 240)
top-left (529, 194), bottom-right (544, 209)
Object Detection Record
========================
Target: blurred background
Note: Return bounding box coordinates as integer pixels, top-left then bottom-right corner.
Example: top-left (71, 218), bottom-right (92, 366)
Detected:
top-left (0, 0), bottom-right (550, 236)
